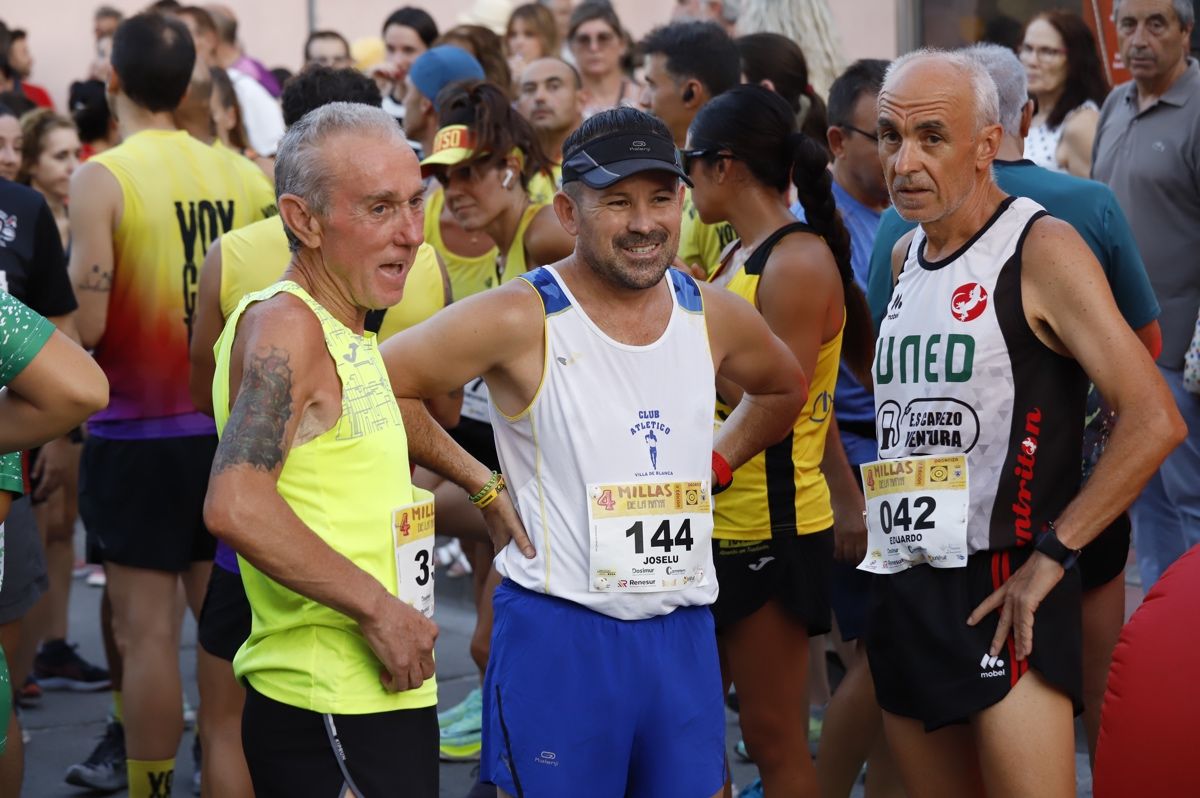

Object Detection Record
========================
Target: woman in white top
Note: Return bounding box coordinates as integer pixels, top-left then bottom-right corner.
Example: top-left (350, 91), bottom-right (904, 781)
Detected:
top-left (1020, 11), bottom-right (1109, 178)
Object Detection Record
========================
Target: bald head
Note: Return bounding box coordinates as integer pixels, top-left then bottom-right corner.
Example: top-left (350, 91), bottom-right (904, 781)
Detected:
top-left (882, 49), bottom-right (1000, 134)
top-left (876, 50), bottom-right (1004, 224)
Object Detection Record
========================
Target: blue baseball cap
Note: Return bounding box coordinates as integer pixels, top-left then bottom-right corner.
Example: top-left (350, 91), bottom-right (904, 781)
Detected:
top-left (409, 46), bottom-right (485, 110)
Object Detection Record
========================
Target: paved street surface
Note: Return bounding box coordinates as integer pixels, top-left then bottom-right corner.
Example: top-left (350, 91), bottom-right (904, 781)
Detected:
top-left (22, 562), bottom-right (1141, 796)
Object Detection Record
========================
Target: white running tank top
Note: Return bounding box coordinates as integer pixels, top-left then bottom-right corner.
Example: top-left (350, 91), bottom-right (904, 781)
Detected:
top-left (874, 196), bottom-right (1086, 553)
top-left (490, 266), bottom-right (718, 620)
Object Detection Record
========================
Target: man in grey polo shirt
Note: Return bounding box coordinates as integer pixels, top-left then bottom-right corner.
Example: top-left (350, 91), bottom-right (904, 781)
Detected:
top-left (1093, 0), bottom-right (1199, 589)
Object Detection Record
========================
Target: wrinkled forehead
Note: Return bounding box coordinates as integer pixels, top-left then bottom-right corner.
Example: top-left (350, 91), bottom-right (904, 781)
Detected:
top-left (326, 131), bottom-right (422, 196)
top-left (878, 58), bottom-right (975, 132)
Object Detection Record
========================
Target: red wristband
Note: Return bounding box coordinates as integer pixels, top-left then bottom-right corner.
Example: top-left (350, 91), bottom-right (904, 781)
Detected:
top-left (712, 450), bottom-right (734, 494)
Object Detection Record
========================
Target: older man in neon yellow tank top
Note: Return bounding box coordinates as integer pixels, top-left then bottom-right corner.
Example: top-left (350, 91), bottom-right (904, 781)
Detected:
top-left (204, 103), bottom-right (532, 795)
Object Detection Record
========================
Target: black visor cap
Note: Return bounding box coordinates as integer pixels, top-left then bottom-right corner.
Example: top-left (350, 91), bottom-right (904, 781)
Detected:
top-left (561, 131), bottom-right (693, 189)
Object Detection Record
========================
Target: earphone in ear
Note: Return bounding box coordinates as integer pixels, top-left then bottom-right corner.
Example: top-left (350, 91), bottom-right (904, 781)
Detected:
top-left (682, 86), bottom-right (695, 103)
top-left (502, 169), bottom-right (514, 189)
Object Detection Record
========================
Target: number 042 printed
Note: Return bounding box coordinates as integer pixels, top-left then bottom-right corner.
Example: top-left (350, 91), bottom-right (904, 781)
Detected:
top-left (857, 455), bottom-right (970, 575)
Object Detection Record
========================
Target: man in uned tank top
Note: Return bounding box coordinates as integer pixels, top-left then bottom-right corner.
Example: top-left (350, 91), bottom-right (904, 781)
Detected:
top-left (380, 106), bottom-right (808, 798)
top-left (862, 50), bottom-right (1184, 797)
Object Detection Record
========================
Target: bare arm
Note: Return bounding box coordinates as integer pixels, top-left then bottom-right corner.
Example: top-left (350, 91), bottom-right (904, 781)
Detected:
top-left (702, 282), bottom-right (807, 472)
top-left (0, 330), bottom-right (108, 451)
top-left (203, 299), bottom-right (437, 691)
top-left (523, 205), bottom-right (576, 269)
top-left (189, 239), bottom-right (225, 416)
top-left (969, 217), bottom-right (1186, 659)
top-left (822, 417), bottom-right (868, 564)
top-left (1059, 107), bottom-right (1099, 179)
top-left (380, 280), bottom-right (546, 418)
top-left (399, 396), bottom-right (533, 557)
top-left (1023, 218), bottom-right (1184, 548)
top-left (66, 162), bottom-right (121, 349)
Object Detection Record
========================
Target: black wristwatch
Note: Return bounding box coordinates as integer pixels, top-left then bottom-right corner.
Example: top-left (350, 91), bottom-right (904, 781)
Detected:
top-left (1035, 521), bottom-right (1081, 570)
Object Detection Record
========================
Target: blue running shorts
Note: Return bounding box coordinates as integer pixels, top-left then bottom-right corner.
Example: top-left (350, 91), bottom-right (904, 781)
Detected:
top-left (481, 580), bottom-right (726, 798)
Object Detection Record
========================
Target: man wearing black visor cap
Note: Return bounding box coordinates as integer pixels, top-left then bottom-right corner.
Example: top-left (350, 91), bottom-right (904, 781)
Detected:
top-left (380, 106), bottom-right (808, 797)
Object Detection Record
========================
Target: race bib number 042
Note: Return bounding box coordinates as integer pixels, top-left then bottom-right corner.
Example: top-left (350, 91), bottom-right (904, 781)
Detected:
top-left (858, 455), bottom-right (969, 575)
top-left (393, 488), bottom-right (435, 617)
top-left (588, 480), bottom-right (712, 593)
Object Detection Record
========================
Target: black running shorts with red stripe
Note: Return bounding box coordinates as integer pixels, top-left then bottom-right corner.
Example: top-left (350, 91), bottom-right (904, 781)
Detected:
top-left (864, 546), bottom-right (1083, 731)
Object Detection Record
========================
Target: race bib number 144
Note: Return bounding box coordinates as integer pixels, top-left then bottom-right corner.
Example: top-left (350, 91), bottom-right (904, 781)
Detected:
top-left (588, 480), bottom-right (712, 593)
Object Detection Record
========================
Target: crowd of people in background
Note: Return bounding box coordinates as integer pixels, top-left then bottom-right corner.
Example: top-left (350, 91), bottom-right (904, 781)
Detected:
top-left (0, 0), bottom-right (1196, 797)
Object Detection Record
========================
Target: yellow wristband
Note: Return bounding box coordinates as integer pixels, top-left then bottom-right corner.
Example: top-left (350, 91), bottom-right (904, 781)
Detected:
top-left (473, 475), bottom-right (507, 509)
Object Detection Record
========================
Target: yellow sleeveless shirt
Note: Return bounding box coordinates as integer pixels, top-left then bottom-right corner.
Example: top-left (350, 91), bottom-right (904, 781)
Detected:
top-left (218, 215), bottom-right (445, 338)
top-left (712, 223), bottom-right (843, 539)
top-left (423, 187), bottom-right (501, 300)
top-left (212, 281), bottom-right (435, 714)
top-left (87, 129), bottom-right (275, 430)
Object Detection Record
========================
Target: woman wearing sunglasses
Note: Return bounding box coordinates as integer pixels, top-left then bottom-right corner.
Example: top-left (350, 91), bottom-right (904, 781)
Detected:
top-left (686, 84), bottom-right (874, 798)
top-left (567, 2), bottom-right (639, 118)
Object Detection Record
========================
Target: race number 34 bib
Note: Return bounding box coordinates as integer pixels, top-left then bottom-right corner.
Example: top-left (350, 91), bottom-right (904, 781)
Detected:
top-left (393, 488), bottom-right (435, 617)
top-left (858, 455), bottom-right (969, 574)
top-left (588, 480), bottom-right (712, 593)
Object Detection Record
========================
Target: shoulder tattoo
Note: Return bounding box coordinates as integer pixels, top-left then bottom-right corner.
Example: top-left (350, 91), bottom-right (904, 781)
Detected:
top-left (212, 346), bottom-right (295, 473)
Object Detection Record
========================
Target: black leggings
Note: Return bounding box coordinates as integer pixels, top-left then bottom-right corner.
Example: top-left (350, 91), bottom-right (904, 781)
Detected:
top-left (242, 684), bottom-right (438, 797)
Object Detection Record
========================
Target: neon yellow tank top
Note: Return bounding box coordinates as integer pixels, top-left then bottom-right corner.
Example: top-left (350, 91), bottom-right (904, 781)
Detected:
top-left (424, 187), bottom-right (501, 300)
top-left (212, 281), bottom-right (435, 713)
top-left (500, 201), bottom-right (546, 278)
top-left (219, 216), bottom-right (445, 339)
top-left (713, 224), bottom-right (843, 540)
top-left (527, 163), bottom-right (563, 205)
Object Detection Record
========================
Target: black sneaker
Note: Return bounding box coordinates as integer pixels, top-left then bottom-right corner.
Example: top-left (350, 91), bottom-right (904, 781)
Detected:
top-left (64, 718), bottom-right (127, 792)
top-left (34, 639), bottom-right (111, 691)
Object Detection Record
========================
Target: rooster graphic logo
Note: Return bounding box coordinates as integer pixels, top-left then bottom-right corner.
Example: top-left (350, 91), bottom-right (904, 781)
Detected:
top-left (951, 283), bottom-right (988, 322)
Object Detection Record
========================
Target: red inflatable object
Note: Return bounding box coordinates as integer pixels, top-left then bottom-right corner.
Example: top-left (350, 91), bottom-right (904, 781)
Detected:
top-left (1093, 543), bottom-right (1200, 797)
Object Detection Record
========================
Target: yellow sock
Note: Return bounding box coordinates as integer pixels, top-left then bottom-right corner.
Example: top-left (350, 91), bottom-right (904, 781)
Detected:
top-left (111, 690), bottom-right (123, 723)
top-left (127, 758), bottom-right (175, 798)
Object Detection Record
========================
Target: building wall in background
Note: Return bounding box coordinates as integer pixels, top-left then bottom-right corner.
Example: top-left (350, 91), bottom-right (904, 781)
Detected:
top-left (9, 0), bottom-right (897, 110)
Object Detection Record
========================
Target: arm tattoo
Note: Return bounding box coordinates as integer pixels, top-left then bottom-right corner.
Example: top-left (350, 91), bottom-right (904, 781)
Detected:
top-left (212, 347), bottom-right (295, 473)
top-left (77, 265), bottom-right (113, 292)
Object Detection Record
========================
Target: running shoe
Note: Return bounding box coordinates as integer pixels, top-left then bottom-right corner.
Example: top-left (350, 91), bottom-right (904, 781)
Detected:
top-left (17, 676), bottom-right (43, 708)
top-left (86, 567), bottom-right (107, 588)
top-left (64, 718), bottom-right (127, 792)
top-left (438, 686), bottom-right (482, 729)
top-left (440, 718), bottom-right (483, 761)
top-left (734, 739), bottom-right (752, 762)
top-left (738, 777), bottom-right (764, 798)
top-left (33, 639), bottom-right (111, 691)
top-left (183, 696), bottom-right (196, 729)
top-left (434, 538), bottom-right (473, 577)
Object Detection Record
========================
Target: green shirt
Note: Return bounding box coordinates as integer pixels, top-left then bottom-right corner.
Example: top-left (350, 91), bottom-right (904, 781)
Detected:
top-left (0, 291), bottom-right (55, 495)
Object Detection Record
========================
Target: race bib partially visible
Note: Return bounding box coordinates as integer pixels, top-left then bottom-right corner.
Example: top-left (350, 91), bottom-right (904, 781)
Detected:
top-left (858, 455), bottom-right (969, 574)
top-left (588, 480), bottom-right (712, 593)
top-left (461, 377), bottom-right (490, 424)
top-left (393, 488), bottom-right (435, 617)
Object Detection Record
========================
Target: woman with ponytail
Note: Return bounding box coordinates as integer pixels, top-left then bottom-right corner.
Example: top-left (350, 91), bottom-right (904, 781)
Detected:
top-left (686, 83), bottom-right (873, 798)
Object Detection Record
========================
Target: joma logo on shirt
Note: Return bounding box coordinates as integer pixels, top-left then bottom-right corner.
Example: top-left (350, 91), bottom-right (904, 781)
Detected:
top-left (874, 334), bottom-right (975, 385)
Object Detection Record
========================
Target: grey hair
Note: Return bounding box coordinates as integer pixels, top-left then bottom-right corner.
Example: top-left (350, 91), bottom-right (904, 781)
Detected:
top-left (883, 48), bottom-right (1000, 133)
top-left (965, 43), bottom-right (1027, 139)
top-left (1112, 0), bottom-right (1195, 27)
top-left (275, 102), bottom-right (405, 252)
